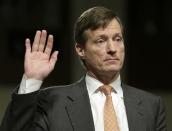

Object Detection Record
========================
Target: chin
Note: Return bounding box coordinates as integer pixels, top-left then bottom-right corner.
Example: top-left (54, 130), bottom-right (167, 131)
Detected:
top-left (106, 65), bottom-right (121, 71)
top-left (102, 68), bottom-right (120, 73)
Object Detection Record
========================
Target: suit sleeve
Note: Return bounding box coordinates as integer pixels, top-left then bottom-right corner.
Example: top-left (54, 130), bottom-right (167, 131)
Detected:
top-left (0, 89), bottom-right (49, 131)
top-left (156, 97), bottom-right (167, 131)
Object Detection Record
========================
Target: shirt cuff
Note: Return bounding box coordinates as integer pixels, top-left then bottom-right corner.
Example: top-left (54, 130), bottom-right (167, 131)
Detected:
top-left (18, 75), bottom-right (43, 94)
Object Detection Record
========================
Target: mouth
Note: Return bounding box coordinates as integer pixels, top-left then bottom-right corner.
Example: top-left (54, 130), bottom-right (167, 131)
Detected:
top-left (104, 58), bottom-right (119, 61)
top-left (104, 58), bottom-right (119, 63)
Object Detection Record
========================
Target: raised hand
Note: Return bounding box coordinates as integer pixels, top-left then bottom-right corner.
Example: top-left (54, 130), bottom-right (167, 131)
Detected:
top-left (24, 30), bottom-right (58, 80)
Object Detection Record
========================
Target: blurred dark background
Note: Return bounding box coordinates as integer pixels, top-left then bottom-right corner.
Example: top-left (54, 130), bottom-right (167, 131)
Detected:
top-left (0, 0), bottom-right (171, 130)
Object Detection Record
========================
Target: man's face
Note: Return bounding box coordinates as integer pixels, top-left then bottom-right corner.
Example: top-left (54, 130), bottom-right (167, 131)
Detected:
top-left (76, 19), bottom-right (125, 75)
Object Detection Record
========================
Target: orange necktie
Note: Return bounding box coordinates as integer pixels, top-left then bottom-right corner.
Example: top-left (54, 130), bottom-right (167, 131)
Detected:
top-left (100, 85), bottom-right (120, 131)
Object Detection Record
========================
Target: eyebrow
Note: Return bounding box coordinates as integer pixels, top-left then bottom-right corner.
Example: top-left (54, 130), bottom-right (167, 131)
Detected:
top-left (95, 32), bottom-right (122, 38)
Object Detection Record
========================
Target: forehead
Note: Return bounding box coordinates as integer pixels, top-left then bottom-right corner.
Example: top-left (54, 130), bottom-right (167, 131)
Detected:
top-left (85, 19), bottom-right (122, 38)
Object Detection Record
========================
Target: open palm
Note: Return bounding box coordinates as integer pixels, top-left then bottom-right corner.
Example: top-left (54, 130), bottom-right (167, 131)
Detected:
top-left (24, 30), bottom-right (58, 80)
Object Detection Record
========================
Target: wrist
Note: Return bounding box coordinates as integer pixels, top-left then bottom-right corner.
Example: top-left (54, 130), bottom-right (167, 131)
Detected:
top-left (24, 73), bottom-right (45, 81)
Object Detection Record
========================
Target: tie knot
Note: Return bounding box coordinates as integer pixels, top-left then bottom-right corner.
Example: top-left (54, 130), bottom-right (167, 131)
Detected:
top-left (100, 85), bottom-right (112, 96)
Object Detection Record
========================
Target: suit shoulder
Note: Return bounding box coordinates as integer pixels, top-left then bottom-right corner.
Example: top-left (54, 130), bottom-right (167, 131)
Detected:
top-left (42, 76), bottom-right (84, 91)
top-left (122, 84), bottom-right (161, 101)
top-left (38, 78), bottom-right (84, 99)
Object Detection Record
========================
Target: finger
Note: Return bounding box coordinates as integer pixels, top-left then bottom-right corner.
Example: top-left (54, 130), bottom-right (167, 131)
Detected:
top-left (32, 30), bottom-right (41, 52)
top-left (25, 38), bottom-right (31, 54)
top-left (44, 35), bottom-right (53, 55)
top-left (49, 51), bottom-right (59, 68)
top-left (38, 30), bottom-right (47, 52)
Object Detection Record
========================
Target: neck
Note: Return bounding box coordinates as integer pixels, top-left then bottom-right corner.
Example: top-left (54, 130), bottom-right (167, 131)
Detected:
top-left (87, 71), bottom-right (120, 85)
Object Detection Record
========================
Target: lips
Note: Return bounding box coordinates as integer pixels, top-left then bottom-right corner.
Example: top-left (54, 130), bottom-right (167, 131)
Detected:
top-left (104, 58), bottom-right (120, 64)
top-left (104, 58), bottom-right (119, 61)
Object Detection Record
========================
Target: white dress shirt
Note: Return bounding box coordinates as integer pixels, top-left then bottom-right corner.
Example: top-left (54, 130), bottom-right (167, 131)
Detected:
top-left (18, 74), bottom-right (129, 131)
top-left (85, 74), bottom-right (129, 131)
top-left (18, 75), bottom-right (42, 94)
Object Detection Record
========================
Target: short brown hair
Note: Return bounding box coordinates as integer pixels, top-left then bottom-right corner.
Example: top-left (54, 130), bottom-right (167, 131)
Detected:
top-left (74, 6), bottom-right (123, 45)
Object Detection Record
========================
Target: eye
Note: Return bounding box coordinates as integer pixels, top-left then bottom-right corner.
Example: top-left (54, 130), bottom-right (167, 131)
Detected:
top-left (94, 38), bottom-right (106, 44)
top-left (116, 37), bottom-right (121, 42)
top-left (114, 36), bottom-right (123, 42)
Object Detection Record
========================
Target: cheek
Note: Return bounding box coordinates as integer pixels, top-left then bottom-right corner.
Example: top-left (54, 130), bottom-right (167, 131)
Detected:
top-left (118, 45), bottom-right (125, 56)
top-left (85, 50), bottom-right (104, 65)
top-left (119, 46), bottom-right (125, 64)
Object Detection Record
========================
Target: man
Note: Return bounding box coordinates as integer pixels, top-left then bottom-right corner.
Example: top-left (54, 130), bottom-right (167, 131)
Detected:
top-left (0, 6), bottom-right (167, 131)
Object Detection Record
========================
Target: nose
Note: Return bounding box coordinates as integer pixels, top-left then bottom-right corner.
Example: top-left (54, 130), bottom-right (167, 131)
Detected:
top-left (106, 40), bottom-right (116, 55)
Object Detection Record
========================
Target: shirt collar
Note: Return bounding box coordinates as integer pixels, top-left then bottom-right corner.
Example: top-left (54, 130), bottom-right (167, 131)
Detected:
top-left (85, 73), bottom-right (123, 98)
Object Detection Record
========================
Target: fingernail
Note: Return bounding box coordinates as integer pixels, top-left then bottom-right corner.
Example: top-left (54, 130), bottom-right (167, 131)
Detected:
top-left (42, 30), bottom-right (46, 33)
top-left (26, 38), bottom-right (29, 42)
top-left (49, 35), bottom-right (53, 38)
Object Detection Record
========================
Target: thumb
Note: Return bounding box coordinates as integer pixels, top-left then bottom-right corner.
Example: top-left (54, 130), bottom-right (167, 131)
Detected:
top-left (49, 51), bottom-right (59, 68)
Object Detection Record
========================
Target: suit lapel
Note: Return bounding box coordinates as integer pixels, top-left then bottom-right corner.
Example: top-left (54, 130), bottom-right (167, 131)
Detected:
top-left (64, 79), bottom-right (148, 131)
top-left (65, 78), bottom-right (95, 131)
top-left (122, 84), bottom-right (147, 131)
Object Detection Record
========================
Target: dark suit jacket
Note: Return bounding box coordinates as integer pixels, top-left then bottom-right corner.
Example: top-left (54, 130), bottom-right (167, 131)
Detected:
top-left (0, 77), bottom-right (167, 131)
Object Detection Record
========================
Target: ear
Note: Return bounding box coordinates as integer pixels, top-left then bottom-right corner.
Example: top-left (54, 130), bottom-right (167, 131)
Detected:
top-left (75, 43), bottom-right (85, 59)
